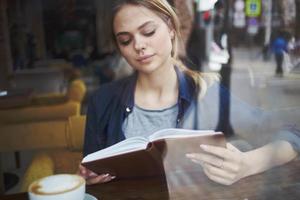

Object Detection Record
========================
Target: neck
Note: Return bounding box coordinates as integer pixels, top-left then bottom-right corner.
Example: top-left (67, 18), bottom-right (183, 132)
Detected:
top-left (135, 62), bottom-right (178, 110)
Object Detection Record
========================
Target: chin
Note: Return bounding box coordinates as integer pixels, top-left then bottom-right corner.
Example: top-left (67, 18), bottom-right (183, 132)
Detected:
top-left (132, 62), bottom-right (161, 74)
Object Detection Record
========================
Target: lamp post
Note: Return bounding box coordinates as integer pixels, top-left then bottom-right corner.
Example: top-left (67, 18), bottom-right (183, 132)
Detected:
top-left (216, 0), bottom-right (235, 137)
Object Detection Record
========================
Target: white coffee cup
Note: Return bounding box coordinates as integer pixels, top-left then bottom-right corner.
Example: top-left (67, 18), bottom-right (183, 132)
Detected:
top-left (28, 174), bottom-right (86, 200)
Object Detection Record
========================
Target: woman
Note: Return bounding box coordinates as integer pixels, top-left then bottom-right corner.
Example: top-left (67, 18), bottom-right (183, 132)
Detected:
top-left (79, 0), bottom-right (299, 185)
top-left (271, 31), bottom-right (288, 77)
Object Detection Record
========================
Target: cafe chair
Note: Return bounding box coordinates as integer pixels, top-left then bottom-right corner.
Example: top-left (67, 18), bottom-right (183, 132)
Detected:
top-left (0, 80), bottom-right (86, 193)
top-left (20, 115), bottom-right (86, 192)
top-left (0, 78), bottom-right (86, 156)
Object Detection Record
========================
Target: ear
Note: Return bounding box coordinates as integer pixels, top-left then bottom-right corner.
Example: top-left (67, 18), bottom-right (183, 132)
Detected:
top-left (170, 29), bottom-right (175, 40)
top-left (166, 18), bottom-right (175, 39)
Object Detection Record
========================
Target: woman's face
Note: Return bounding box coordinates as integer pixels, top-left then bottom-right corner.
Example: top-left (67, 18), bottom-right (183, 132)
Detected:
top-left (113, 4), bottom-right (174, 74)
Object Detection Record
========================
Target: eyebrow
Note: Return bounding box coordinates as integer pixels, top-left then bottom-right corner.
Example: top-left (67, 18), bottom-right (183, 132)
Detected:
top-left (116, 21), bottom-right (155, 37)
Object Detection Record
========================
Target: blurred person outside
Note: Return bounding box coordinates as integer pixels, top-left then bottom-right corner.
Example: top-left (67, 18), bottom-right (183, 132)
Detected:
top-left (271, 31), bottom-right (289, 77)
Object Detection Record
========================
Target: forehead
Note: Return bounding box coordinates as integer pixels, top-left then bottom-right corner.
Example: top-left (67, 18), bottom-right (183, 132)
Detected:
top-left (113, 4), bottom-right (165, 33)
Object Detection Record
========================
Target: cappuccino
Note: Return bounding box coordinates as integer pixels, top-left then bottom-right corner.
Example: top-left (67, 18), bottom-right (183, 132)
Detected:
top-left (28, 174), bottom-right (85, 200)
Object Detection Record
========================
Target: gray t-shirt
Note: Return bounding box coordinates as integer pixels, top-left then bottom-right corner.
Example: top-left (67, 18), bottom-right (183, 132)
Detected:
top-left (122, 104), bottom-right (178, 139)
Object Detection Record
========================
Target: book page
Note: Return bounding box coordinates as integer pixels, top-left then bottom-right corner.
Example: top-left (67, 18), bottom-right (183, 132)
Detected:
top-left (82, 136), bottom-right (149, 163)
top-left (148, 128), bottom-right (218, 142)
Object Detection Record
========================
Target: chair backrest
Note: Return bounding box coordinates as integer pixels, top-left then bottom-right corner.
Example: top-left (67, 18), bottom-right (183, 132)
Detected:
top-left (66, 115), bottom-right (86, 151)
top-left (0, 101), bottom-right (80, 125)
top-left (0, 115), bottom-right (86, 152)
top-left (66, 79), bottom-right (87, 103)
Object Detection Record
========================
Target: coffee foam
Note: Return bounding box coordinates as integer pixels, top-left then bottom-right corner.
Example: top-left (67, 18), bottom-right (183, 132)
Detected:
top-left (29, 174), bottom-right (84, 195)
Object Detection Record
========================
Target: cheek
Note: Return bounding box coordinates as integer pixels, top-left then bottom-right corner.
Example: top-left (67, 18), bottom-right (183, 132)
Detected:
top-left (118, 46), bottom-right (138, 68)
top-left (153, 31), bottom-right (173, 55)
top-left (118, 46), bottom-right (132, 60)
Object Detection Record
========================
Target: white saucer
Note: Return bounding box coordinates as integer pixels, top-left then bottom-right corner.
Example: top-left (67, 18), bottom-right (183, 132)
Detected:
top-left (84, 193), bottom-right (98, 200)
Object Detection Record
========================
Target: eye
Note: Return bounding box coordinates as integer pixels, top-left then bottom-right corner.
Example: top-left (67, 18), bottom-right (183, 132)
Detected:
top-left (117, 35), bottom-right (132, 46)
top-left (143, 30), bottom-right (155, 37)
top-left (119, 39), bottom-right (131, 46)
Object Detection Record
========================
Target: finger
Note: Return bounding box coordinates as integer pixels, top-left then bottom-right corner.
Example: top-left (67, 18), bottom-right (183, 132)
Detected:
top-left (226, 143), bottom-right (240, 152)
top-left (78, 166), bottom-right (99, 179)
top-left (87, 171), bottom-right (98, 177)
top-left (78, 169), bottom-right (89, 179)
top-left (186, 153), bottom-right (223, 168)
top-left (102, 175), bottom-right (116, 183)
top-left (190, 158), bottom-right (204, 166)
top-left (186, 153), bottom-right (204, 165)
top-left (200, 145), bottom-right (231, 160)
top-left (203, 167), bottom-right (234, 186)
top-left (203, 163), bottom-right (236, 181)
top-left (187, 153), bottom-right (241, 174)
top-left (78, 165), bottom-right (86, 174)
top-left (86, 176), bottom-right (104, 185)
top-left (86, 174), bottom-right (111, 185)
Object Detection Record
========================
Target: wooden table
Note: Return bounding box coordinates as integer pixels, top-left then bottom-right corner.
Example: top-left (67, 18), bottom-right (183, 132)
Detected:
top-left (1, 160), bottom-right (299, 200)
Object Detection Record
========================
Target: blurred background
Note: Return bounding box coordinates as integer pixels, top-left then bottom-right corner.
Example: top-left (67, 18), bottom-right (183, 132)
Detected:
top-left (0, 0), bottom-right (299, 195)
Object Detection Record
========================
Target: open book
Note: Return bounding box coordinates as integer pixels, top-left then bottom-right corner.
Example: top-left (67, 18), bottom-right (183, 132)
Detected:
top-left (82, 128), bottom-right (226, 179)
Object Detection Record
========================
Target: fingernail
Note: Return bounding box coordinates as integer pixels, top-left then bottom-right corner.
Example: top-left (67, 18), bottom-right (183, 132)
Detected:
top-left (186, 153), bottom-right (194, 158)
top-left (104, 173), bottom-right (110, 177)
top-left (200, 144), bottom-right (207, 150)
top-left (110, 176), bottom-right (116, 179)
top-left (90, 171), bottom-right (97, 176)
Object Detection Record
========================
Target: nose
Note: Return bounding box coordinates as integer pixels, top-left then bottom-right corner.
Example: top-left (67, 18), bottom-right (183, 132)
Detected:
top-left (133, 36), bottom-right (146, 52)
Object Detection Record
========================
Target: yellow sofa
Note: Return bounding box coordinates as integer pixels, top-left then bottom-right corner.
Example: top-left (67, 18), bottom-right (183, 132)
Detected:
top-left (0, 79), bottom-right (86, 193)
top-left (0, 79), bottom-right (86, 144)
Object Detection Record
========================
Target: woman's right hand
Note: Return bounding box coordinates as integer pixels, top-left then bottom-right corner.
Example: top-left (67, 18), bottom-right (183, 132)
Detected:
top-left (78, 164), bottom-right (116, 185)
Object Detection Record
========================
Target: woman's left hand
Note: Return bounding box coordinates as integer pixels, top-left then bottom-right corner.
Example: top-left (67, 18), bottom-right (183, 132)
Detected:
top-left (186, 143), bottom-right (251, 185)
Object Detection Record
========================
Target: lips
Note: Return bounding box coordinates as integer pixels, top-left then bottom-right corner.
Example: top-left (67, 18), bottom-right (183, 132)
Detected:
top-left (136, 54), bottom-right (154, 63)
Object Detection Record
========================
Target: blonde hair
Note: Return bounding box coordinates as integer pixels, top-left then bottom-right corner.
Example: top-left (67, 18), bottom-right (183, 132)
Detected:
top-left (112, 0), bottom-right (219, 97)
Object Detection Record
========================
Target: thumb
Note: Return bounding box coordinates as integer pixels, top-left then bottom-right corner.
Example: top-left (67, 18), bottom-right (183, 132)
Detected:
top-left (226, 143), bottom-right (240, 152)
